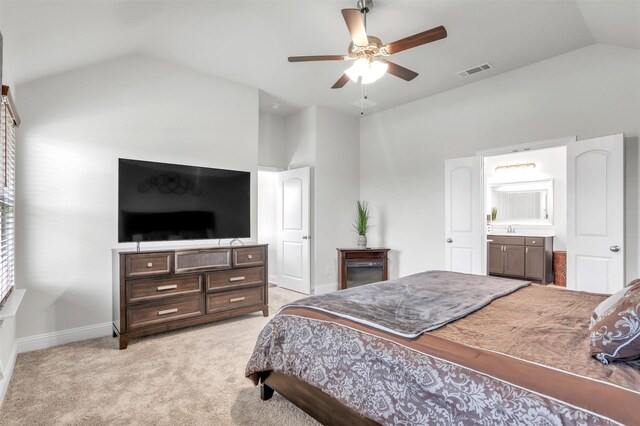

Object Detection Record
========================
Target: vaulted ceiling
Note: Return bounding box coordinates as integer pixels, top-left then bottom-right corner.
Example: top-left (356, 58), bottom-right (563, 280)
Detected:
top-left (1, 0), bottom-right (639, 116)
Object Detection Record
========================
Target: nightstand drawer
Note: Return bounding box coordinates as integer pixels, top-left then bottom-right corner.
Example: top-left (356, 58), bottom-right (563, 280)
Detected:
top-left (126, 275), bottom-right (203, 304)
top-left (232, 247), bottom-right (265, 267)
top-left (206, 286), bottom-right (264, 314)
top-left (125, 253), bottom-right (172, 278)
top-left (206, 267), bottom-right (264, 291)
top-left (127, 295), bottom-right (204, 330)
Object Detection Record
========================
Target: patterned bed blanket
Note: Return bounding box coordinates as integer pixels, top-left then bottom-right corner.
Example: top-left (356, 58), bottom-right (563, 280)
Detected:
top-left (246, 311), bottom-right (621, 425)
top-left (281, 270), bottom-right (530, 338)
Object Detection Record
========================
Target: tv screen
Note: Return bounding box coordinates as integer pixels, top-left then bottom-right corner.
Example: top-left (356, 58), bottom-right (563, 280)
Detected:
top-left (118, 159), bottom-right (250, 243)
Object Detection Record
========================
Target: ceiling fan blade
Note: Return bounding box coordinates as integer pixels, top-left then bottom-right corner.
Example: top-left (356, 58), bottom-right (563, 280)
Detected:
top-left (384, 25), bottom-right (447, 55)
top-left (341, 9), bottom-right (369, 47)
top-left (331, 74), bottom-right (350, 89)
top-left (380, 60), bottom-right (418, 81)
top-left (288, 55), bottom-right (347, 62)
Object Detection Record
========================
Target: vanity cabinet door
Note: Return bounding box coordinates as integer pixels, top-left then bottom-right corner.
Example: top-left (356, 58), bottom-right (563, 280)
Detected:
top-left (525, 246), bottom-right (544, 281)
top-left (504, 245), bottom-right (525, 277)
top-left (488, 244), bottom-right (504, 275)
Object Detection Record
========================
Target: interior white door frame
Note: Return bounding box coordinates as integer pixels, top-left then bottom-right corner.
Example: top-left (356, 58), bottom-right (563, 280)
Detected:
top-left (477, 136), bottom-right (576, 276)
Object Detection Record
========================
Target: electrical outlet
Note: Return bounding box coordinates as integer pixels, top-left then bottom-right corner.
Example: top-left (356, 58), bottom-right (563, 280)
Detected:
top-left (325, 266), bottom-right (332, 277)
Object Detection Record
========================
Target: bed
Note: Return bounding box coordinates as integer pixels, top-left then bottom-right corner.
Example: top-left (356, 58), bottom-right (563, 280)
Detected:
top-left (245, 271), bottom-right (640, 425)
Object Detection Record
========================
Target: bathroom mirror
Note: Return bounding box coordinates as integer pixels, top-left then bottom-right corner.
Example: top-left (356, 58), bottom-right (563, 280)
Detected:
top-left (489, 179), bottom-right (553, 224)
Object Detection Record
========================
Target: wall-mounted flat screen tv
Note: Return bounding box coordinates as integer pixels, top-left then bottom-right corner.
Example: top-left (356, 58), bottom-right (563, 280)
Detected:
top-left (118, 159), bottom-right (250, 243)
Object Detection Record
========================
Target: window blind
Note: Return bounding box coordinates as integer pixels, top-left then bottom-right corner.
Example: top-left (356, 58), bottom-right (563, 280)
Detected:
top-left (0, 89), bottom-right (16, 306)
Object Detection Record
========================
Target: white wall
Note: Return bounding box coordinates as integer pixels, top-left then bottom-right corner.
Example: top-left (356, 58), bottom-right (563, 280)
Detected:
top-left (258, 111), bottom-right (287, 169)
top-left (0, 315), bottom-right (17, 403)
top-left (15, 54), bottom-right (259, 340)
top-left (314, 106), bottom-right (360, 292)
top-left (257, 171), bottom-right (278, 284)
top-left (280, 106), bottom-right (359, 293)
top-left (360, 44), bottom-right (640, 282)
top-left (484, 146), bottom-right (567, 250)
top-left (286, 106), bottom-right (317, 169)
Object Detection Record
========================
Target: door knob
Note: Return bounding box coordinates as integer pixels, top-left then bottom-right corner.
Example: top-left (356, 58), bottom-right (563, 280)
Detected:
top-left (610, 245), bottom-right (621, 253)
top-left (446, 238), bottom-right (453, 243)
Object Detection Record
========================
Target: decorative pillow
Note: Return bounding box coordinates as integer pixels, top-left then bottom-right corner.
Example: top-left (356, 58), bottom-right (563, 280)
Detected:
top-left (589, 279), bottom-right (640, 364)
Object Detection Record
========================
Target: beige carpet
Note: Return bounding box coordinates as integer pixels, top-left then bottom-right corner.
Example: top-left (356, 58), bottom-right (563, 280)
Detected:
top-left (0, 287), bottom-right (319, 425)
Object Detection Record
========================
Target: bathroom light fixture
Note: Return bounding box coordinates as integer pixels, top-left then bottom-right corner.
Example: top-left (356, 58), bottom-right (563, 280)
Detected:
top-left (495, 162), bottom-right (536, 172)
top-left (345, 58), bottom-right (388, 84)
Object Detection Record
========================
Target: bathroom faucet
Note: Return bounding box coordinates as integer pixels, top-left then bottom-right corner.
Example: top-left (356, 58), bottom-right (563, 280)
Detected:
top-left (507, 225), bottom-right (516, 234)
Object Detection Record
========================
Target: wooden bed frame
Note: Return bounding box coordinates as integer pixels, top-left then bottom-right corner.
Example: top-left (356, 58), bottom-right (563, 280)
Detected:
top-left (259, 371), bottom-right (379, 426)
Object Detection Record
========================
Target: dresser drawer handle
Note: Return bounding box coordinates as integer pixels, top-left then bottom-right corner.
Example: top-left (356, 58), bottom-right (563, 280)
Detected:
top-left (229, 296), bottom-right (246, 303)
top-left (247, 255), bottom-right (253, 260)
top-left (229, 276), bottom-right (245, 282)
top-left (157, 284), bottom-right (178, 291)
top-left (158, 308), bottom-right (178, 316)
top-left (147, 262), bottom-right (153, 268)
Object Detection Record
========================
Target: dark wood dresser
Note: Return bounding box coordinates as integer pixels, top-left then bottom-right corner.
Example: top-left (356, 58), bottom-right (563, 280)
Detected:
top-left (487, 235), bottom-right (553, 284)
top-left (113, 244), bottom-right (268, 349)
top-left (337, 248), bottom-right (390, 290)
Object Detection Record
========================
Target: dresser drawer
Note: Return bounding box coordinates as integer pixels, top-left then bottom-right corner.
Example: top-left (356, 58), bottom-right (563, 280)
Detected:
top-left (206, 267), bottom-right (264, 292)
top-left (127, 295), bottom-right (204, 329)
top-left (525, 237), bottom-right (544, 247)
top-left (206, 286), bottom-right (264, 314)
top-left (126, 275), bottom-right (203, 304)
top-left (125, 253), bottom-right (172, 278)
top-left (232, 247), bottom-right (265, 267)
top-left (175, 249), bottom-right (231, 273)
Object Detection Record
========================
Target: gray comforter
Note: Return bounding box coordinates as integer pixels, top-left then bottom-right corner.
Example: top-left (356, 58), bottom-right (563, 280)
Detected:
top-left (282, 270), bottom-right (530, 338)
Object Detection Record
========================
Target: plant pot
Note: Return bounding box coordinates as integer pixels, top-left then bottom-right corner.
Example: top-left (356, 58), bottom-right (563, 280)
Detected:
top-left (357, 235), bottom-right (367, 249)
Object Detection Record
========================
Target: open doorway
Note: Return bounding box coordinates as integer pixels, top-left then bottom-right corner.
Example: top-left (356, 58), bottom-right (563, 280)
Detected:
top-left (483, 146), bottom-right (567, 285)
top-left (445, 134), bottom-right (625, 294)
top-left (257, 167), bottom-right (312, 294)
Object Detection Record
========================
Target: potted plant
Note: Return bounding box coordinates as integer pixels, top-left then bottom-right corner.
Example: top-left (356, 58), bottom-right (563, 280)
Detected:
top-left (353, 200), bottom-right (370, 248)
top-left (491, 207), bottom-right (498, 221)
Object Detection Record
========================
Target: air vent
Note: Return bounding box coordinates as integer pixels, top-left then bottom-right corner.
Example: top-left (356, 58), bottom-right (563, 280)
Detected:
top-left (456, 63), bottom-right (493, 78)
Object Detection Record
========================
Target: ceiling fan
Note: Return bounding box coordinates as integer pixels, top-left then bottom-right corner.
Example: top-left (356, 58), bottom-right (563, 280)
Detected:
top-left (288, 0), bottom-right (447, 89)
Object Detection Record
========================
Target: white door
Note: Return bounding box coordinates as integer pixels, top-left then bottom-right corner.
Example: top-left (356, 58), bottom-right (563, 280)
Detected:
top-left (567, 134), bottom-right (624, 294)
top-left (445, 157), bottom-right (483, 274)
top-left (277, 167), bottom-right (311, 294)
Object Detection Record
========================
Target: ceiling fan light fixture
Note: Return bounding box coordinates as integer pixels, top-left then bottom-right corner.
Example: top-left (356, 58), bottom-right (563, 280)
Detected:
top-left (345, 58), bottom-right (388, 84)
top-left (362, 60), bottom-right (388, 84)
top-left (345, 58), bottom-right (370, 82)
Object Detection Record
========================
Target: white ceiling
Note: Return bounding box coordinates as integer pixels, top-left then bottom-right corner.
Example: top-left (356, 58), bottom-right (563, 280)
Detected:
top-left (1, 0), bottom-right (638, 116)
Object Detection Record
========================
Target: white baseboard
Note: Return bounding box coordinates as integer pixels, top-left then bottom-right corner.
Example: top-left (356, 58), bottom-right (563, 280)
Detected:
top-left (268, 274), bottom-right (278, 285)
top-left (17, 322), bottom-right (113, 354)
top-left (314, 282), bottom-right (338, 295)
top-left (0, 341), bottom-right (17, 406)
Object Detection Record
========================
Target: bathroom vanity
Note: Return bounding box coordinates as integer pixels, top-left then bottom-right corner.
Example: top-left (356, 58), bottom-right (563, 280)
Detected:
top-left (487, 235), bottom-right (553, 284)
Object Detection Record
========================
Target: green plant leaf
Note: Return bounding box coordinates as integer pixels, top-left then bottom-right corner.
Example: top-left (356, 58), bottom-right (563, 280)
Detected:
top-left (353, 200), bottom-right (370, 235)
